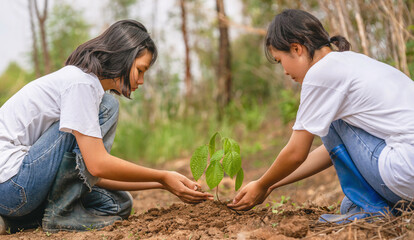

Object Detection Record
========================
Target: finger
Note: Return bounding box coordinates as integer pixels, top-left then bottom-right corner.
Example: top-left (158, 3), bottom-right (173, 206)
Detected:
top-left (230, 199), bottom-right (253, 211)
top-left (233, 204), bottom-right (253, 211)
top-left (232, 191), bottom-right (247, 204)
top-left (183, 187), bottom-right (214, 198)
top-left (180, 177), bottom-right (198, 190)
top-left (176, 188), bottom-right (212, 201)
top-left (179, 193), bottom-right (207, 204)
top-left (194, 182), bottom-right (202, 190)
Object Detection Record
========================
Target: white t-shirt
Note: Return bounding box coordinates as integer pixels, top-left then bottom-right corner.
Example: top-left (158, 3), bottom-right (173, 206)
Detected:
top-left (293, 51), bottom-right (414, 201)
top-left (0, 66), bottom-right (105, 183)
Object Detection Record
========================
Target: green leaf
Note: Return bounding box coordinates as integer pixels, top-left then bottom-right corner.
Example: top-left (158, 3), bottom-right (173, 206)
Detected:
top-left (205, 161), bottom-right (224, 189)
top-left (235, 168), bottom-right (244, 191)
top-left (210, 149), bottom-right (224, 162)
top-left (209, 132), bottom-right (219, 158)
top-left (223, 138), bottom-right (240, 154)
top-left (222, 151), bottom-right (241, 178)
top-left (223, 138), bottom-right (231, 154)
top-left (190, 145), bottom-right (208, 181)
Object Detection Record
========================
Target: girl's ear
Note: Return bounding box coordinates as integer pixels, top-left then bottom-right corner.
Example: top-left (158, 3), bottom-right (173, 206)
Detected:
top-left (290, 43), bottom-right (304, 56)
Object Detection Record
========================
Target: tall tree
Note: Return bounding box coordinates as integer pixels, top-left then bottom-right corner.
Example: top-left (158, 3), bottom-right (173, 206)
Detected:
top-left (28, 0), bottom-right (40, 77)
top-left (375, 0), bottom-right (411, 77)
top-left (351, 0), bottom-right (370, 56)
top-left (179, 0), bottom-right (193, 99)
top-left (216, 0), bottom-right (232, 120)
top-left (34, 0), bottom-right (51, 74)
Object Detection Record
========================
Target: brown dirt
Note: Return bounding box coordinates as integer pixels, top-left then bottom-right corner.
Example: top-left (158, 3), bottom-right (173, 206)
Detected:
top-left (2, 150), bottom-right (413, 239)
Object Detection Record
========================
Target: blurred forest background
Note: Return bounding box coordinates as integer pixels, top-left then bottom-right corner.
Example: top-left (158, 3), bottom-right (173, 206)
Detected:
top-left (1, 0), bottom-right (413, 165)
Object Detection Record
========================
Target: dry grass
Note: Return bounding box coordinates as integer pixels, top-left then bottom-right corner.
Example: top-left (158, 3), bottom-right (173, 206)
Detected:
top-left (307, 201), bottom-right (414, 240)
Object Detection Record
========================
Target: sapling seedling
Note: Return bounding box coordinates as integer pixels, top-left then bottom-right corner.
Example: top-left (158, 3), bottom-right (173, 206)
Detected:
top-left (190, 132), bottom-right (244, 201)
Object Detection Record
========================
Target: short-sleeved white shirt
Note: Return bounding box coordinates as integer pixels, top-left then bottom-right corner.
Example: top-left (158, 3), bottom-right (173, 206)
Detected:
top-left (0, 66), bottom-right (104, 183)
top-left (293, 51), bottom-right (414, 201)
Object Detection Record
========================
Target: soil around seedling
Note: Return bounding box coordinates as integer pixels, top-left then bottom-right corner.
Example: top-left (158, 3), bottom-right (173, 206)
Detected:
top-left (2, 155), bottom-right (414, 239)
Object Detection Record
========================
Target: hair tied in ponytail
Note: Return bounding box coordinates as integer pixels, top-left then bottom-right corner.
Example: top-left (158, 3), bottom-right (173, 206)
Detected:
top-left (329, 35), bottom-right (351, 52)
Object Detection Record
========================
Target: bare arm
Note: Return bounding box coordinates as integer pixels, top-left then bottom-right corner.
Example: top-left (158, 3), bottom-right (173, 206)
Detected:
top-left (73, 131), bottom-right (212, 203)
top-left (269, 144), bottom-right (332, 190)
top-left (96, 179), bottom-right (164, 191)
top-left (257, 130), bottom-right (315, 189)
top-left (228, 130), bottom-right (314, 210)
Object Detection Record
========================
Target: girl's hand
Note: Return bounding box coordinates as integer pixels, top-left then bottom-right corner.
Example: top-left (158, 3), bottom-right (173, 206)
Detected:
top-left (161, 171), bottom-right (213, 204)
top-left (227, 180), bottom-right (269, 210)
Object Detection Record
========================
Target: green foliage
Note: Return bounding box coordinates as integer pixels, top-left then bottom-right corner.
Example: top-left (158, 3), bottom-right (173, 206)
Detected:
top-left (108, 0), bottom-right (138, 20)
top-left (190, 132), bottom-right (244, 191)
top-left (190, 145), bottom-right (208, 181)
top-left (235, 168), bottom-right (244, 191)
top-left (279, 89), bottom-right (300, 124)
top-left (406, 37), bottom-right (414, 79)
top-left (0, 62), bottom-right (32, 106)
top-left (48, 4), bottom-right (90, 71)
top-left (205, 159), bottom-right (224, 190)
top-left (271, 195), bottom-right (291, 214)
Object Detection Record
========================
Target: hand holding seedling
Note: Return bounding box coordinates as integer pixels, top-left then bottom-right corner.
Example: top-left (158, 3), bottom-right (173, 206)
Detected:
top-left (227, 180), bottom-right (271, 210)
top-left (190, 132), bottom-right (244, 201)
top-left (161, 171), bottom-right (213, 204)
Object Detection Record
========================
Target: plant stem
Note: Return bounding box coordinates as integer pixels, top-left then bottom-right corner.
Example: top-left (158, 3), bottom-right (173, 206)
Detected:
top-left (215, 186), bottom-right (221, 203)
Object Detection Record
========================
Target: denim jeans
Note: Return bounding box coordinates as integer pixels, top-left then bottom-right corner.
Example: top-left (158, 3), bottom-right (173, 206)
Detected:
top-left (0, 93), bottom-right (131, 218)
top-left (322, 119), bottom-right (403, 207)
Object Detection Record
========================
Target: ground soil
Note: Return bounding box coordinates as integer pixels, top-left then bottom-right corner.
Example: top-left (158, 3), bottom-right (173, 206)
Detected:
top-left (2, 149), bottom-right (413, 239)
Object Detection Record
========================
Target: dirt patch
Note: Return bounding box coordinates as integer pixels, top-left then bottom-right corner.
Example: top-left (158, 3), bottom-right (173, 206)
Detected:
top-left (2, 152), bottom-right (413, 239)
top-left (5, 200), bottom-right (327, 240)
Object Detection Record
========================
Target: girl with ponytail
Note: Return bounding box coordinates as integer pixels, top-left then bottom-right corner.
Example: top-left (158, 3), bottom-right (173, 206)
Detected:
top-left (229, 9), bottom-right (414, 223)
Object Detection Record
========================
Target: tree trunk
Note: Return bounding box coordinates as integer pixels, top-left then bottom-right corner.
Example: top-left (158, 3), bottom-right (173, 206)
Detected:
top-left (351, 0), bottom-right (370, 56)
top-left (28, 0), bottom-right (40, 77)
top-left (216, 0), bottom-right (232, 120)
top-left (334, 0), bottom-right (350, 41)
top-left (180, 0), bottom-right (192, 99)
top-left (318, 0), bottom-right (340, 35)
top-left (34, 0), bottom-right (51, 74)
top-left (377, 0), bottom-right (410, 77)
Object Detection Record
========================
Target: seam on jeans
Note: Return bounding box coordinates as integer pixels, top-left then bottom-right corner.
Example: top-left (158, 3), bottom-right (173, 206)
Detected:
top-left (86, 187), bottom-right (120, 213)
top-left (372, 142), bottom-right (385, 161)
top-left (343, 122), bottom-right (372, 155)
top-left (99, 104), bottom-right (109, 119)
top-left (25, 132), bottom-right (69, 165)
top-left (93, 188), bottom-right (119, 205)
top-left (0, 180), bottom-right (27, 214)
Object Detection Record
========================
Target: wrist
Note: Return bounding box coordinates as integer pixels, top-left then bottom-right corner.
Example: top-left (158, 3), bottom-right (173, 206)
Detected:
top-left (256, 178), bottom-right (271, 190)
top-left (156, 170), bottom-right (168, 184)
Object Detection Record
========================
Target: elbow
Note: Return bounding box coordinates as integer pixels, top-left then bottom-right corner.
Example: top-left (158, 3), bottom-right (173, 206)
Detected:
top-left (87, 165), bottom-right (104, 178)
top-left (82, 153), bottom-right (109, 178)
top-left (282, 148), bottom-right (307, 166)
top-left (289, 155), bottom-right (306, 167)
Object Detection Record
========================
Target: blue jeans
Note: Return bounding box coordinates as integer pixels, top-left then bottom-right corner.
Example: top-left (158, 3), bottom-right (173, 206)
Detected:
top-left (322, 119), bottom-right (402, 207)
top-left (0, 93), bottom-right (131, 218)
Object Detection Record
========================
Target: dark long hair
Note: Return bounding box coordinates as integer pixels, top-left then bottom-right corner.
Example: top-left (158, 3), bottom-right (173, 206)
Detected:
top-left (265, 9), bottom-right (350, 62)
top-left (66, 19), bottom-right (158, 97)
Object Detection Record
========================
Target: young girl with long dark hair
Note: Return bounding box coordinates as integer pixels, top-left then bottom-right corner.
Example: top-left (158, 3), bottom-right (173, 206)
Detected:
top-left (0, 19), bottom-right (212, 233)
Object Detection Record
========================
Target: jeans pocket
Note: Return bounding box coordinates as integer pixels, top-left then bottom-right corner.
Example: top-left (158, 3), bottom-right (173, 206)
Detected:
top-left (0, 179), bottom-right (27, 215)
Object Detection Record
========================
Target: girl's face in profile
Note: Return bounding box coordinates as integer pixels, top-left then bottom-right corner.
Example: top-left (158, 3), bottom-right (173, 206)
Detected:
top-left (269, 44), bottom-right (311, 84)
top-left (113, 51), bottom-right (153, 94)
top-left (128, 51), bottom-right (153, 92)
